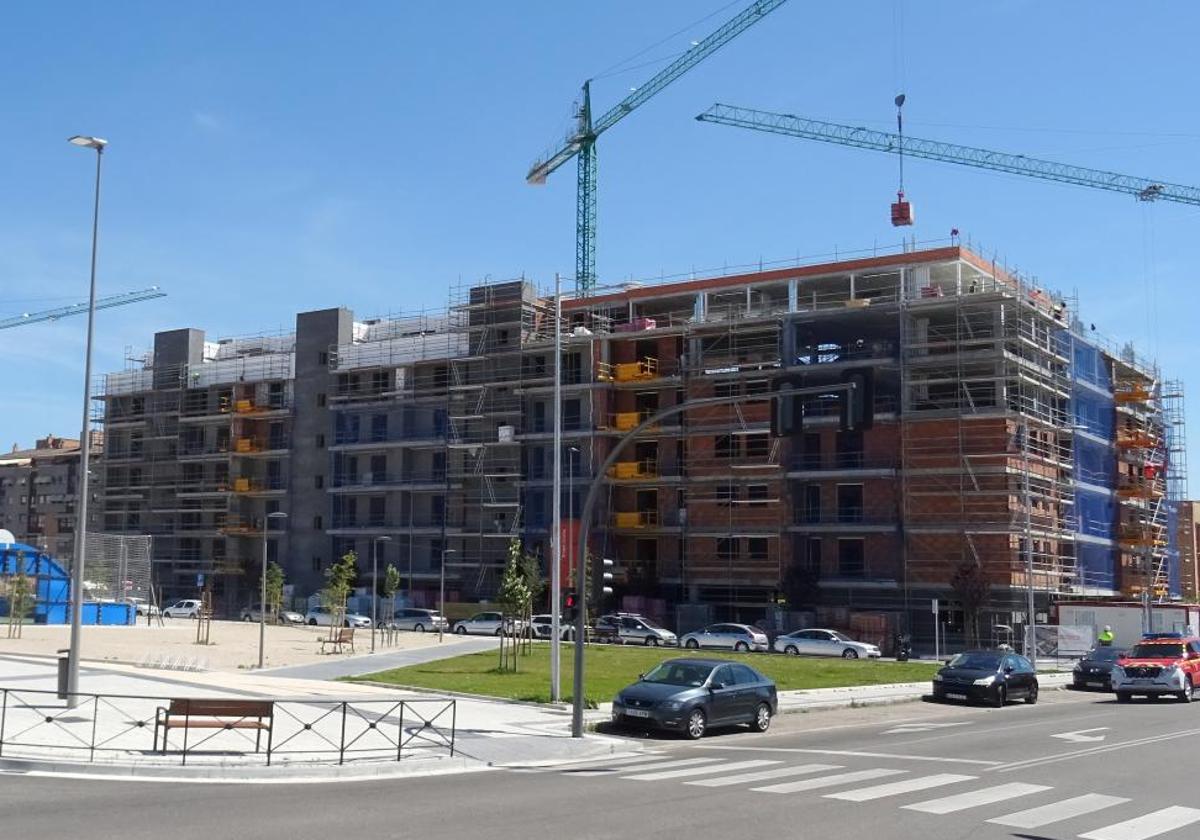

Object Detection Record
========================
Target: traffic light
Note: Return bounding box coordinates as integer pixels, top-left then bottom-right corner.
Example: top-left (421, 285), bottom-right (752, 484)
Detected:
top-left (840, 368), bottom-right (874, 431)
top-left (563, 589), bottom-right (577, 621)
top-left (598, 558), bottom-right (614, 600)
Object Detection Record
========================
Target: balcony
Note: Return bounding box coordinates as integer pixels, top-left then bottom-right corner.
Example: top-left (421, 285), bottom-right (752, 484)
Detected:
top-left (231, 477), bottom-right (286, 494)
top-left (330, 471), bottom-right (446, 490)
top-left (612, 511), bottom-right (659, 529)
top-left (607, 460), bottom-right (658, 480)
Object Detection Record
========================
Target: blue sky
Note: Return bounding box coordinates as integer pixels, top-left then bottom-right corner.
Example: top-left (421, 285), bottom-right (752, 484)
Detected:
top-left (2, 1), bottom-right (1197, 489)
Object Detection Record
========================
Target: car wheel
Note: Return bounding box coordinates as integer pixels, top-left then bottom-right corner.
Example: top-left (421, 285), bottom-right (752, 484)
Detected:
top-left (455, 626), bottom-right (467, 635)
top-left (785, 645), bottom-right (799, 656)
top-left (734, 641), bottom-right (749, 652)
top-left (752, 702), bottom-right (772, 732)
top-left (644, 636), bottom-right (658, 647)
top-left (842, 648), bottom-right (859, 659)
top-left (1116, 691), bottom-right (1132, 703)
top-left (494, 627), bottom-right (503, 636)
top-left (685, 708), bottom-right (707, 740)
top-left (1184, 677), bottom-right (1196, 703)
top-left (308, 619), bottom-right (317, 626)
top-left (414, 623), bottom-right (425, 633)
top-left (243, 614), bottom-right (252, 622)
top-left (1025, 683), bottom-right (1039, 705)
top-left (991, 686), bottom-right (1007, 708)
top-left (685, 638), bottom-right (699, 649)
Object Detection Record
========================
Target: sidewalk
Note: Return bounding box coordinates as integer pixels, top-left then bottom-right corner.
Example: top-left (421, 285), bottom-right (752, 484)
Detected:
top-left (0, 654), bottom-right (632, 780)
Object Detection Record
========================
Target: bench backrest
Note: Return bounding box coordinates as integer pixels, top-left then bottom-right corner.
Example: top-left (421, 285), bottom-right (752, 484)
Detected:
top-left (167, 699), bottom-right (274, 717)
top-left (338, 628), bottom-right (355, 641)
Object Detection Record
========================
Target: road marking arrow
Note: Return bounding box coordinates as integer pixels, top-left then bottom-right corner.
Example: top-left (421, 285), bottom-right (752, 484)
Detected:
top-left (1051, 727), bottom-right (1110, 743)
top-left (884, 722), bottom-right (971, 735)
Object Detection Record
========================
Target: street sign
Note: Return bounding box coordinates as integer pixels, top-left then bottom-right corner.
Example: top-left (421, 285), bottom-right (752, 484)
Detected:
top-left (196, 573), bottom-right (205, 588)
top-left (932, 598), bottom-right (939, 616)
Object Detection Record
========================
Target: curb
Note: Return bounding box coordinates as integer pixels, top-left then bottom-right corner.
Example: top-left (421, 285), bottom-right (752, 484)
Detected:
top-left (0, 754), bottom-right (487, 784)
top-left (346, 679), bottom-right (585, 713)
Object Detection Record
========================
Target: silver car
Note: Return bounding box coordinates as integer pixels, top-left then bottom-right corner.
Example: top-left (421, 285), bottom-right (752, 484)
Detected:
top-left (531, 613), bottom-right (573, 640)
top-left (453, 611), bottom-right (524, 636)
top-left (162, 599), bottom-right (202, 619)
top-left (774, 628), bottom-right (881, 659)
top-left (305, 606), bottom-right (372, 628)
top-left (680, 623), bottom-right (769, 652)
top-left (240, 604), bottom-right (305, 624)
top-left (392, 608), bottom-right (449, 633)
top-left (595, 613), bottom-right (678, 646)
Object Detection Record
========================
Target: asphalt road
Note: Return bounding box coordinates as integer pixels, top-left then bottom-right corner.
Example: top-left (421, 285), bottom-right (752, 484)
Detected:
top-left (5, 689), bottom-right (1200, 840)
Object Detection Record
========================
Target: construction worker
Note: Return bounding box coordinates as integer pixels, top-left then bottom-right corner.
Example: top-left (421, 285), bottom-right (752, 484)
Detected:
top-left (1098, 625), bottom-right (1115, 646)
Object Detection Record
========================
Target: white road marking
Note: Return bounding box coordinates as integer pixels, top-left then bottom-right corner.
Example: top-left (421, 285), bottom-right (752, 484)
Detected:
top-left (698, 745), bottom-right (999, 766)
top-left (995, 728), bottom-right (1200, 773)
top-left (884, 722), bottom-right (971, 735)
top-left (554, 753), bottom-right (667, 768)
top-left (1079, 806), bottom-right (1200, 840)
top-left (1051, 727), bottom-right (1110, 743)
top-left (823, 773), bottom-right (975, 802)
top-left (572, 757), bottom-right (721, 775)
top-left (904, 782), bottom-right (1053, 814)
top-left (988, 794), bottom-right (1131, 829)
top-left (621, 760), bottom-right (779, 781)
top-left (752, 768), bottom-right (906, 794)
top-left (686, 763), bottom-right (844, 788)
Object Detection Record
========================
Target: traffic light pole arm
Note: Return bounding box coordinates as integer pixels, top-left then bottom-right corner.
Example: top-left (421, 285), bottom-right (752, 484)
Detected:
top-left (570, 381), bottom-right (855, 736)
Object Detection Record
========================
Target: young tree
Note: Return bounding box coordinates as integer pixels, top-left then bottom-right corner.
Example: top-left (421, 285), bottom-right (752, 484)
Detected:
top-left (5, 570), bottom-right (33, 639)
top-left (383, 563), bottom-right (401, 644)
top-left (496, 547), bottom-right (530, 672)
top-left (264, 561), bottom-right (285, 622)
top-left (950, 560), bottom-right (991, 648)
top-left (321, 550), bottom-right (358, 637)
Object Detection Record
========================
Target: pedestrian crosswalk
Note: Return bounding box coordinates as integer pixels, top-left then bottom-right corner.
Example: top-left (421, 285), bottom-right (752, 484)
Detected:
top-left (552, 753), bottom-right (1200, 839)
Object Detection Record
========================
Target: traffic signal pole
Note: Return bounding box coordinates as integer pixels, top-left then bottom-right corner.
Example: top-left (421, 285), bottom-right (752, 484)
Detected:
top-left (570, 382), bottom-right (858, 736)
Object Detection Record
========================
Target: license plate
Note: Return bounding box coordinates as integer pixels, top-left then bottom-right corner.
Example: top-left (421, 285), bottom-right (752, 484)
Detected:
top-left (625, 709), bottom-right (652, 719)
top-left (1087, 681), bottom-right (1105, 688)
top-left (946, 693), bottom-right (967, 700)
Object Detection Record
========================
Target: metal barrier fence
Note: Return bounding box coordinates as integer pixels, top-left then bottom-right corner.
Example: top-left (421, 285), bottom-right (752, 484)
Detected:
top-left (0, 687), bottom-right (455, 767)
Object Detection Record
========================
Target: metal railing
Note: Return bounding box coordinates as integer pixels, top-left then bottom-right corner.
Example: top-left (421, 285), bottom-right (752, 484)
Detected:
top-left (0, 687), bottom-right (455, 767)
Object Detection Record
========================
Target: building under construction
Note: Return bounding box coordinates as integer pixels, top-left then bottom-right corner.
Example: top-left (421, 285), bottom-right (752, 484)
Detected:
top-left (97, 244), bottom-right (1187, 642)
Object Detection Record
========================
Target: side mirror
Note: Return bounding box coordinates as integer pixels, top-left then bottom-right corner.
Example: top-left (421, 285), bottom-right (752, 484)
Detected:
top-left (1004, 665), bottom-right (1015, 674)
top-left (711, 681), bottom-right (726, 691)
top-left (637, 673), bottom-right (645, 681)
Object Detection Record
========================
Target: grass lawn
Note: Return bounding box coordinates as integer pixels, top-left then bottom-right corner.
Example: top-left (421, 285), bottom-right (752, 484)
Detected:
top-left (349, 644), bottom-right (938, 706)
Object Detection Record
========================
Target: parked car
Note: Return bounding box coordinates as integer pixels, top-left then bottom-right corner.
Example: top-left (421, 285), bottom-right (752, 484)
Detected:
top-left (612, 658), bottom-right (777, 739)
top-left (453, 612), bottom-right (524, 636)
top-left (680, 623), bottom-right (769, 652)
top-left (240, 604), bottom-right (305, 625)
top-left (128, 597), bottom-right (159, 617)
top-left (1072, 646), bottom-right (1126, 691)
top-left (392, 608), bottom-right (449, 633)
top-left (530, 613), bottom-right (574, 640)
top-left (162, 599), bottom-right (201, 619)
top-left (305, 606), bottom-right (372, 628)
top-left (1111, 635), bottom-right (1200, 702)
top-left (932, 650), bottom-right (1039, 707)
top-left (773, 628), bottom-right (881, 659)
top-left (595, 613), bottom-right (678, 646)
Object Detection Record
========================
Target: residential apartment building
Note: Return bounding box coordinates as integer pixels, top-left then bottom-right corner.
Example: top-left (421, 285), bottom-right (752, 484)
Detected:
top-left (97, 245), bottom-right (1187, 640)
top-left (0, 435), bottom-right (102, 564)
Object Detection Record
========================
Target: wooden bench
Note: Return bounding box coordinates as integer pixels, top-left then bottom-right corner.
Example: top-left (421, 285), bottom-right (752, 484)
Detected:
top-left (320, 627), bottom-right (356, 654)
top-left (154, 698), bottom-right (274, 753)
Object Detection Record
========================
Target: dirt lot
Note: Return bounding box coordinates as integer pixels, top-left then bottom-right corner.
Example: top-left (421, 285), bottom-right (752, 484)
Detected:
top-left (0, 618), bottom-right (446, 672)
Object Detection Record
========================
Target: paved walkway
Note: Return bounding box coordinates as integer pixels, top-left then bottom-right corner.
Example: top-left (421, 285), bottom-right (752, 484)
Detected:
top-left (262, 636), bottom-right (498, 680)
top-left (0, 654), bottom-right (629, 778)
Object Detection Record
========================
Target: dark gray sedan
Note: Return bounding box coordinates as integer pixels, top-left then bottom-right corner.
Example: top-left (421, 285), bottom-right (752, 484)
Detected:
top-left (611, 658), bottom-right (778, 739)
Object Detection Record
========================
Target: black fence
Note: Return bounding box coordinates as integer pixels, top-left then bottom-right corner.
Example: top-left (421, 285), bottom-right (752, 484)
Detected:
top-left (0, 687), bottom-right (455, 767)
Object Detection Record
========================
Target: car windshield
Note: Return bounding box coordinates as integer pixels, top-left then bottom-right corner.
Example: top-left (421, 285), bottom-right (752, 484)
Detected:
top-left (1126, 643), bottom-right (1186, 659)
top-left (640, 617), bottom-right (667, 630)
top-left (948, 652), bottom-right (1002, 670)
top-left (1085, 647), bottom-right (1124, 662)
top-left (642, 662), bottom-right (713, 687)
top-left (830, 631), bottom-right (852, 641)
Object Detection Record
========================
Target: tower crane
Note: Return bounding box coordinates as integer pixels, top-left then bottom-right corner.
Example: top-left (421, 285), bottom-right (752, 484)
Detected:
top-left (0, 287), bottom-right (166, 331)
top-left (695, 103), bottom-right (1200, 209)
top-left (527, 0), bottom-right (790, 296)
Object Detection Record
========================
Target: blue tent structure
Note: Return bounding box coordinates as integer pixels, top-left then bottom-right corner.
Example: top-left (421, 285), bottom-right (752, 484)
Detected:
top-left (0, 537), bottom-right (134, 625)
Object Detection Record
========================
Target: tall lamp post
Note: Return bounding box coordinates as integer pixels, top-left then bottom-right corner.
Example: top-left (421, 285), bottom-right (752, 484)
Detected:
top-left (439, 548), bottom-right (456, 643)
top-left (259, 511), bottom-right (288, 669)
top-left (372, 535), bottom-right (392, 652)
top-left (65, 134), bottom-right (107, 707)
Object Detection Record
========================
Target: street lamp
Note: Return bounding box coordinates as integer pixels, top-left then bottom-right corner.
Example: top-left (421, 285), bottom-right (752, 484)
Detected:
top-left (372, 535), bottom-right (392, 653)
top-left (65, 134), bottom-right (107, 707)
top-left (439, 548), bottom-right (456, 643)
top-left (259, 511), bottom-right (288, 669)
